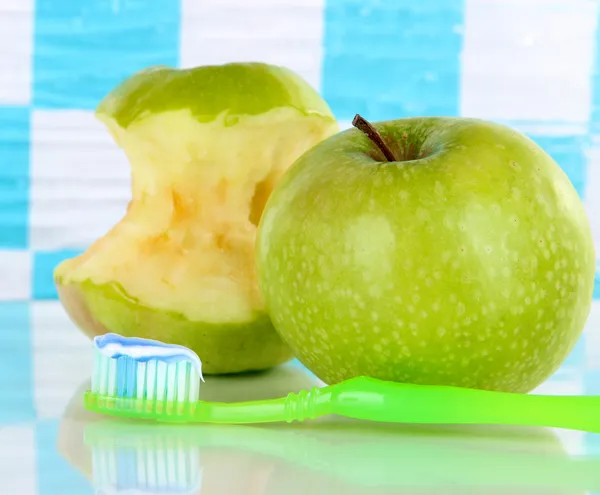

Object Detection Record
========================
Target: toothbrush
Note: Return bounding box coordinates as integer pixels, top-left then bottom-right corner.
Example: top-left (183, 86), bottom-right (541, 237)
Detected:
top-left (86, 333), bottom-right (600, 433)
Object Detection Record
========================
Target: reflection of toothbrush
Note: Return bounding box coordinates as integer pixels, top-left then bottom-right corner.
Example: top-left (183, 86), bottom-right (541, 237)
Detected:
top-left (90, 419), bottom-right (202, 494)
top-left (84, 421), bottom-right (600, 492)
top-left (86, 333), bottom-right (600, 433)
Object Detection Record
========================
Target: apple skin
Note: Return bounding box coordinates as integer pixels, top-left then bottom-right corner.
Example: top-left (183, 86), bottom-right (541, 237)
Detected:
top-left (256, 117), bottom-right (596, 392)
top-left (97, 62), bottom-right (335, 128)
top-left (55, 281), bottom-right (292, 374)
top-left (54, 62), bottom-right (338, 374)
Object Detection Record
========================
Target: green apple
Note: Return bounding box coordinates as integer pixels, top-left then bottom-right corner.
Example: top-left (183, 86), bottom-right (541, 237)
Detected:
top-left (256, 115), bottom-right (596, 392)
top-left (54, 62), bottom-right (339, 374)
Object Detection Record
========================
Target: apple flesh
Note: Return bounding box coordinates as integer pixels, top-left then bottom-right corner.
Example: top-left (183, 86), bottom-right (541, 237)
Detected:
top-left (54, 62), bottom-right (339, 374)
top-left (256, 116), bottom-right (595, 392)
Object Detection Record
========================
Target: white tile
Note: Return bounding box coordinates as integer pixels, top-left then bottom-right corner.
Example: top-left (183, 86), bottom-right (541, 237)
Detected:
top-left (460, 0), bottom-right (597, 129)
top-left (180, 0), bottom-right (325, 92)
top-left (29, 110), bottom-right (130, 251)
top-left (534, 376), bottom-right (584, 396)
top-left (0, 0), bottom-right (33, 104)
top-left (0, 426), bottom-right (36, 494)
top-left (584, 300), bottom-right (600, 369)
top-left (337, 121), bottom-right (353, 131)
top-left (32, 301), bottom-right (93, 419)
top-left (584, 149), bottom-right (600, 250)
top-left (0, 250), bottom-right (31, 300)
top-left (550, 428), bottom-right (586, 456)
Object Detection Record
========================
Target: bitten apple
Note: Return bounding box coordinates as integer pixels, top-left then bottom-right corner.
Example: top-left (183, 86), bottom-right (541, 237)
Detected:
top-left (54, 63), bottom-right (339, 374)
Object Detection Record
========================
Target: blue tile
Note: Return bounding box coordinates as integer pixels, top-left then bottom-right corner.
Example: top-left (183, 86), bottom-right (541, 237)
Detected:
top-left (321, 0), bottom-right (465, 121)
top-left (0, 106), bottom-right (30, 249)
top-left (561, 334), bottom-right (586, 370)
top-left (33, 0), bottom-right (181, 109)
top-left (528, 134), bottom-right (589, 197)
top-left (584, 433), bottom-right (600, 457)
top-left (33, 249), bottom-right (83, 299)
top-left (584, 369), bottom-right (600, 396)
top-left (0, 303), bottom-right (34, 423)
top-left (590, 9), bottom-right (600, 136)
top-left (36, 420), bottom-right (93, 495)
top-left (584, 371), bottom-right (600, 455)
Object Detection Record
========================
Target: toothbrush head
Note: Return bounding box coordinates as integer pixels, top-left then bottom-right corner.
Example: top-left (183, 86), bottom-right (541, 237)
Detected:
top-left (86, 333), bottom-right (204, 421)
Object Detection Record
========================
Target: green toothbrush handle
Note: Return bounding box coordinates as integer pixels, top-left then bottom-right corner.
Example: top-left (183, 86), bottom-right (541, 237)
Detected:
top-left (192, 376), bottom-right (600, 433)
top-left (321, 377), bottom-right (600, 433)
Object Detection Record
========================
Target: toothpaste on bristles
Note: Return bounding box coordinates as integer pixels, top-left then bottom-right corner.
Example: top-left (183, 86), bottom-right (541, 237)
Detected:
top-left (91, 333), bottom-right (204, 404)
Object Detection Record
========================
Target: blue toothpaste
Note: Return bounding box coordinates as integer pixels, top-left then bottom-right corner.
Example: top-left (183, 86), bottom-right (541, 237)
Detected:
top-left (92, 333), bottom-right (203, 402)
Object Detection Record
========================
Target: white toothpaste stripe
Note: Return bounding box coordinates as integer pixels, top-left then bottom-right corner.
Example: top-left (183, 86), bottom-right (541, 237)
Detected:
top-left (95, 339), bottom-right (204, 381)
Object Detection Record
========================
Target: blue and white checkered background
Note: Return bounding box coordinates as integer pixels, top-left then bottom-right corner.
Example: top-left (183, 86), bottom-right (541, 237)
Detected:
top-left (2, 0), bottom-right (600, 492)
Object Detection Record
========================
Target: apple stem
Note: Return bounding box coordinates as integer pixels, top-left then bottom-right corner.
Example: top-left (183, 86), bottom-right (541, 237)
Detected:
top-left (352, 114), bottom-right (396, 162)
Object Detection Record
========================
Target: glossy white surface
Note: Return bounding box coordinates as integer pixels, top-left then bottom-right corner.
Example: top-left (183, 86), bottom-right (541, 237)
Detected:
top-left (1, 301), bottom-right (600, 494)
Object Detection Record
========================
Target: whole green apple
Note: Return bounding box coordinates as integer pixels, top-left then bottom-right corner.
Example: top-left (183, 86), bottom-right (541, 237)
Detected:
top-left (256, 115), bottom-right (596, 392)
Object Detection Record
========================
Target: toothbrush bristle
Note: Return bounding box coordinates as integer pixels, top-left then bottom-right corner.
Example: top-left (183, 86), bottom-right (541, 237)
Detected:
top-left (91, 348), bottom-right (201, 406)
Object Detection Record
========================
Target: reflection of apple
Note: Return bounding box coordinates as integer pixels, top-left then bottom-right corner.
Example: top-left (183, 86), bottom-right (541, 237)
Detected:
top-left (257, 115), bottom-right (596, 392)
top-left (53, 62), bottom-right (339, 374)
